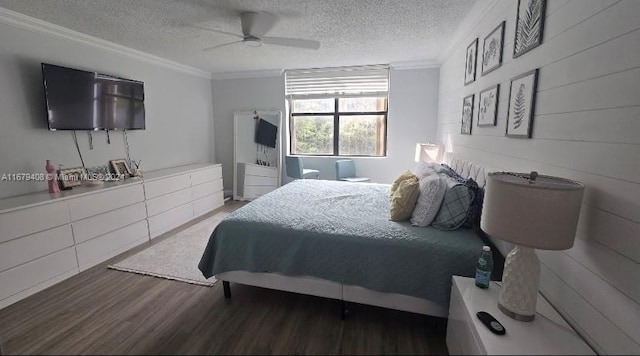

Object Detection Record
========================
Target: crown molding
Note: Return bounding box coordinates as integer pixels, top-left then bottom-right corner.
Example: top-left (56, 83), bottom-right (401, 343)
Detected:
top-left (437, 0), bottom-right (499, 64)
top-left (390, 60), bottom-right (440, 70)
top-left (0, 7), bottom-right (212, 79)
top-left (211, 69), bottom-right (284, 80)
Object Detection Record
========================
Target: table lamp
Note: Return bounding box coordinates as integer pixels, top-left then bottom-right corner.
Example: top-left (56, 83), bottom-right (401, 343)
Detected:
top-left (415, 143), bottom-right (443, 163)
top-left (481, 171), bottom-right (584, 321)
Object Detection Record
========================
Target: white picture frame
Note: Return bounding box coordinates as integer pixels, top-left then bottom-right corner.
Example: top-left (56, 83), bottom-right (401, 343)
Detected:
top-left (461, 94), bottom-right (474, 135)
top-left (478, 84), bottom-right (499, 127)
top-left (464, 38), bottom-right (478, 86)
top-left (482, 22), bottom-right (505, 75)
top-left (506, 69), bottom-right (538, 138)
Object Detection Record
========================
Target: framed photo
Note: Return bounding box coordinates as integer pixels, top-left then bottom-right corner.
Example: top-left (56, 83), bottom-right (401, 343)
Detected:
top-left (513, 0), bottom-right (546, 58)
top-left (478, 84), bottom-right (499, 127)
top-left (109, 159), bottom-right (132, 178)
top-left (464, 38), bottom-right (478, 85)
top-left (482, 21), bottom-right (505, 75)
top-left (58, 167), bottom-right (85, 189)
top-left (506, 69), bottom-right (538, 138)
top-left (461, 94), bottom-right (474, 135)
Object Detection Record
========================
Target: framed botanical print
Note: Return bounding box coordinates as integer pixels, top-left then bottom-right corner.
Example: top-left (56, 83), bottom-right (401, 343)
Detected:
top-left (482, 21), bottom-right (505, 75)
top-left (506, 69), bottom-right (539, 138)
top-left (478, 84), bottom-right (499, 127)
top-left (461, 94), bottom-right (474, 135)
top-left (464, 38), bottom-right (478, 85)
top-left (513, 0), bottom-right (546, 58)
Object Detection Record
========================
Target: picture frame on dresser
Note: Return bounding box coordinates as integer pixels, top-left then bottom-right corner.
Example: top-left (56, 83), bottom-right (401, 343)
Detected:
top-left (478, 84), bottom-right (499, 127)
top-left (464, 39), bottom-right (478, 85)
top-left (506, 69), bottom-right (538, 138)
top-left (109, 159), bottom-right (132, 178)
top-left (58, 167), bottom-right (85, 189)
top-left (513, 0), bottom-right (546, 58)
top-left (461, 94), bottom-right (474, 135)
top-left (481, 21), bottom-right (505, 75)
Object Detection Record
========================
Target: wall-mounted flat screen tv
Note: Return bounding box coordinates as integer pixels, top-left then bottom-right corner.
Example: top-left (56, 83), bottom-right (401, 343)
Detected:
top-left (255, 118), bottom-right (278, 148)
top-left (42, 63), bottom-right (145, 131)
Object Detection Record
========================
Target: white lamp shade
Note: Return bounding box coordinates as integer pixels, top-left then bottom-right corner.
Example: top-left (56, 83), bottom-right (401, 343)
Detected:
top-left (414, 143), bottom-right (443, 163)
top-left (481, 172), bottom-right (584, 250)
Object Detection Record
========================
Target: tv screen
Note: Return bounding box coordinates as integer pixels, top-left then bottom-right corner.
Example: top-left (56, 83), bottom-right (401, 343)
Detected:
top-left (255, 119), bottom-right (278, 148)
top-left (42, 63), bottom-right (145, 131)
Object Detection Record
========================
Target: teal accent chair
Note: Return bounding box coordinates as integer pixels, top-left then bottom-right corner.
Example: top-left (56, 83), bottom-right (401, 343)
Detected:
top-left (285, 156), bottom-right (320, 179)
top-left (335, 160), bottom-right (370, 182)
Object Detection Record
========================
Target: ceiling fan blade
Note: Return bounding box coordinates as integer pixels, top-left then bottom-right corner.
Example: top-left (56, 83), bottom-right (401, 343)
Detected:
top-left (261, 36), bottom-right (321, 50)
top-left (241, 11), bottom-right (277, 37)
top-left (189, 24), bottom-right (243, 39)
top-left (203, 40), bottom-right (243, 52)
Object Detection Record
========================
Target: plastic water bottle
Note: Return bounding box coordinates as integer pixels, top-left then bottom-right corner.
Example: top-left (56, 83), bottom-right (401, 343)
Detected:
top-left (475, 245), bottom-right (493, 289)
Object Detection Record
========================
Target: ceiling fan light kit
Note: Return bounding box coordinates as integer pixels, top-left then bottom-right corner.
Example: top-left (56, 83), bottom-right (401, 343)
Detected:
top-left (199, 11), bottom-right (320, 52)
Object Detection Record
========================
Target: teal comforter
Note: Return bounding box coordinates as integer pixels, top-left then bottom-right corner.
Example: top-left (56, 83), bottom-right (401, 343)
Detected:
top-left (198, 179), bottom-right (484, 307)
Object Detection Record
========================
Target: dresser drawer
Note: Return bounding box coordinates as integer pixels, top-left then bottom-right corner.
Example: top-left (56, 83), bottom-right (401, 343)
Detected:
top-left (75, 220), bottom-right (148, 271)
top-left (0, 225), bottom-right (74, 273)
top-left (147, 203), bottom-right (193, 239)
top-left (243, 185), bottom-right (276, 199)
top-left (146, 188), bottom-right (192, 217)
top-left (191, 165), bottom-right (222, 186)
top-left (0, 247), bottom-right (77, 301)
top-left (72, 202), bottom-right (147, 244)
top-left (0, 201), bottom-right (70, 244)
top-left (244, 164), bottom-right (277, 178)
top-left (144, 173), bottom-right (190, 200)
top-left (192, 179), bottom-right (223, 200)
top-left (193, 191), bottom-right (224, 217)
top-left (68, 183), bottom-right (144, 221)
top-left (244, 175), bottom-right (277, 187)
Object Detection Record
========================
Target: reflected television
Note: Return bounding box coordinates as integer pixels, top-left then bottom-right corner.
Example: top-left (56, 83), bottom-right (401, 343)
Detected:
top-left (255, 118), bottom-right (278, 148)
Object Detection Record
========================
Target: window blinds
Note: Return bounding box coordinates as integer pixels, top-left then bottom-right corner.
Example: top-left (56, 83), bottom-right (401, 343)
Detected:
top-left (285, 65), bottom-right (389, 99)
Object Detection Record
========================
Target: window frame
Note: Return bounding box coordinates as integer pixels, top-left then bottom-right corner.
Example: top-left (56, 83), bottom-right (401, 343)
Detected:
top-left (288, 97), bottom-right (388, 157)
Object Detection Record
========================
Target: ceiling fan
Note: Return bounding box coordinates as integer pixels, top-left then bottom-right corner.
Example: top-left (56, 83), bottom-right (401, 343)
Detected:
top-left (195, 12), bottom-right (321, 51)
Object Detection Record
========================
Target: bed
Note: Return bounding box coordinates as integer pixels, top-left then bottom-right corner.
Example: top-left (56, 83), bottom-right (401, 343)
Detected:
top-left (198, 157), bottom-right (492, 318)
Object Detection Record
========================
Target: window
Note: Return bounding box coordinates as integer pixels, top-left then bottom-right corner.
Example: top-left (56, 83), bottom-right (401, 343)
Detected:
top-left (286, 65), bottom-right (389, 157)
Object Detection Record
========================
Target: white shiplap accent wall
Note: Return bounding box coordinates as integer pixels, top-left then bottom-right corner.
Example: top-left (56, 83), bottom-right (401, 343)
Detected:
top-left (436, 0), bottom-right (640, 354)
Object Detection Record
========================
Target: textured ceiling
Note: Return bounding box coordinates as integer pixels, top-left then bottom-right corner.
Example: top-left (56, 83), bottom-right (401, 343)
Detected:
top-left (0, 0), bottom-right (475, 74)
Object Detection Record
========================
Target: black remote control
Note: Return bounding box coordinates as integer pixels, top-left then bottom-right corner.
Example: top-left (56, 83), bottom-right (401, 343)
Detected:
top-left (477, 311), bottom-right (506, 335)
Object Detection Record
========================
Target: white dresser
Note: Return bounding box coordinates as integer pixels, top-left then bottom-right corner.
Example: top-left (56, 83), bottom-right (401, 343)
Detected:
top-left (446, 276), bottom-right (594, 355)
top-left (0, 163), bottom-right (223, 310)
top-left (236, 162), bottom-right (278, 200)
top-left (144, 164), bottom-right (223, 239)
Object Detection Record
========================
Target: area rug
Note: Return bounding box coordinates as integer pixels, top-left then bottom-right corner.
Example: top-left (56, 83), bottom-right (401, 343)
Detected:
top-left (109, 211), bottom-right (230, 286)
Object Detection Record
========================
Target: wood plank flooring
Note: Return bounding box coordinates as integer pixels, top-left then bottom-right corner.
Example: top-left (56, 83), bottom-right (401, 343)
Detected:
top-left (0, 201), bottom-right (448, 355)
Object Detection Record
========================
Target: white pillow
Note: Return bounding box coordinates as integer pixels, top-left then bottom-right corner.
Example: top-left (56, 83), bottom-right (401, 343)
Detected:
top-left (411, 162), bottom-right (441, 179)
top-left (410, 174), bottom-right (447, 227)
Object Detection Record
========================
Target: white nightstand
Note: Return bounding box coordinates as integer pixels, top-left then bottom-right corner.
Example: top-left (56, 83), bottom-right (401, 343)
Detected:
top-left (446, 276), bottom-right (594, 355)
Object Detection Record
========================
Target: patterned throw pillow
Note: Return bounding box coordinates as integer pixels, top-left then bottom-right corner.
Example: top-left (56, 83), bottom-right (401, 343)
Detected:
top-left (431, 175), bottom-right (476, 231)
top-left (390, 170), bottom-right (417, 197)
top-left (390, 176), bottom-right (420, 221)
top-left (438, 166), bottom-right (482, 228)
top-left (410, 174), bottom-right (447, 227)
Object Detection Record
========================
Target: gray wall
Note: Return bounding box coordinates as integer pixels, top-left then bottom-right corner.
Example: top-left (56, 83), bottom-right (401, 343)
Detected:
top-left (211, 67), bottom-right (439, 191)
top-left (436, 0), bottom-right (640, 353)
top-left (0, 20), bottom-right (214, 199)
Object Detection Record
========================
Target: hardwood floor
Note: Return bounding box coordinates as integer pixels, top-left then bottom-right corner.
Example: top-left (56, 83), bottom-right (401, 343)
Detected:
top-left (0, 201), bottom-right (449, 355)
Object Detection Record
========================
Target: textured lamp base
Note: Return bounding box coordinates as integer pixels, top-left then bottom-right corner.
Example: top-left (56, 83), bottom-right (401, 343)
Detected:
top-left (498, 245), bottom-right (540, 322)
